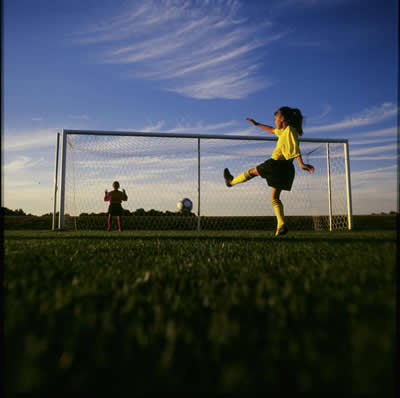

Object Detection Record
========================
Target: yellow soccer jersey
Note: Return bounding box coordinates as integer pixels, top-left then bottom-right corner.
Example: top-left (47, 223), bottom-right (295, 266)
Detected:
top-left (271, 125), bottom-right (301, 160)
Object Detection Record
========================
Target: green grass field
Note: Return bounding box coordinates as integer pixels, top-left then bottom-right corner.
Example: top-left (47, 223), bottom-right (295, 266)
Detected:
top-left (4, 229), bottom-right (396, 393)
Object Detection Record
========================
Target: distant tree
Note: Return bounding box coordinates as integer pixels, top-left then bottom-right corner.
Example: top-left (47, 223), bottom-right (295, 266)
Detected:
top-left (134, 208), bottom-right (146, 216)
top-left (2, 207), bottom-right (27, 216)
top-left (149, 209), bottom-right (165, 216)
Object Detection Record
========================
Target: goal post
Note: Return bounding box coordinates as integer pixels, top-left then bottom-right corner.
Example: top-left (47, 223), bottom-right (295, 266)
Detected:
top-left (58, 130), bottom-right (68, 230)
top-left (52, 132), bottom-right (60, 231)
top-left (56, 129), bottom-right (353, 232)
top-left (344, 141), bottom-right (353, 230)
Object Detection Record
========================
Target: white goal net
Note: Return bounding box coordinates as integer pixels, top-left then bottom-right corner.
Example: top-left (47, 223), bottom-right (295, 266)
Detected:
top-left (55, 130), bottom-right (352, 232)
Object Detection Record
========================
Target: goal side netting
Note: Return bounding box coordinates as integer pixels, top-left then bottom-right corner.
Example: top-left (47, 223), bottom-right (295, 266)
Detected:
top-left (55, 130), bottom-right (352, 231)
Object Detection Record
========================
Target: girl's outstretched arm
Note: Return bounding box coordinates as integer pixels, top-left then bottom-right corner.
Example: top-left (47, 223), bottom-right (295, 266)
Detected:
top-left (246, 118), bottom-right (275, 134)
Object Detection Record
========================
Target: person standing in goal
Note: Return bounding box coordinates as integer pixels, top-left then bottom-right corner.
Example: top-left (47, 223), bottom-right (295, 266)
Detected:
top-left (104, 181), bottom-right (128, 232)
top-left (224, 106), bottom-right (314, 236)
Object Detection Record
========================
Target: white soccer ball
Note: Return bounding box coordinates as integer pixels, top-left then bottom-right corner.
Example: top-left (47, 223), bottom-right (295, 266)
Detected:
top-left (177, 198), bottom-right (193, 212)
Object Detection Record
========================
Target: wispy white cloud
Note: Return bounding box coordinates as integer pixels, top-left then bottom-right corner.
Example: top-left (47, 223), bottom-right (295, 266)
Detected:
top-left (305, 103), bottom-right (398, 133)
top-left (354, 126), bottom-right (398, 138)
top-left (350, 144), bottom-right (395, 157)
top-left (71, 1), bottom-right (193, 44)
top-left (119, 120), bottom-right (238, 135)
top-left (4, 156), bottom-right (46, 174)
top-left (3, 128), bottom-right (59, 151)
top-left (141, 121), bottom-right (166, 132)
top-left (352, 164), bottom-right (397, 181)
top-left (72, 0), bottom-right (284, 99)
top-left (162, 120), bottom-right (237, 134)
top-left (346, 126), bottom-right (398, 159)
top-left (350, 138), bottom-right (396, 146)
top-left (306, 104), bottom-right (333, 124)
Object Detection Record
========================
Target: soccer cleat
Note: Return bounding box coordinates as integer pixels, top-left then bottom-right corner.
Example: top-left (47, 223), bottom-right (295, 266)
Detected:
top-left (224, 168), bottom-right (233, 187)
top-left (275, 224), bottom-right (289, 237)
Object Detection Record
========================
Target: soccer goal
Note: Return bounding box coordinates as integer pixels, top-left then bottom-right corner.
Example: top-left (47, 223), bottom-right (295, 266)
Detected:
top-left (53, 129), bottom-right (353, 232)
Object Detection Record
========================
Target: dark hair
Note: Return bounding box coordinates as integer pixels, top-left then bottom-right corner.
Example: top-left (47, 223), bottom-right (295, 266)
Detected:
top-left (112, 181), bottom-right (120, 189)
top-left (275, 106), bottom-right (304, 136)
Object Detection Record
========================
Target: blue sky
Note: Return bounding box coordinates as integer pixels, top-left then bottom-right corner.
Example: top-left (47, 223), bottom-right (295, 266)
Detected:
top-left (3, 0), bottom-right (398, 216)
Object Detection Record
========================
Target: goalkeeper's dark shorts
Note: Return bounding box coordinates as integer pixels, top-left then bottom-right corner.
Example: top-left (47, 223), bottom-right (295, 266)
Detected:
top-left (256, 158), bottom-right (295, 191)
top-left (108, 203), bottom-right (123, 216)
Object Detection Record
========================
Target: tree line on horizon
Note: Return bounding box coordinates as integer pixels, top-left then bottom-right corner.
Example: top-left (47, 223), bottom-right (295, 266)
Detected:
top-left (1, 206), bottom-right (397, 217)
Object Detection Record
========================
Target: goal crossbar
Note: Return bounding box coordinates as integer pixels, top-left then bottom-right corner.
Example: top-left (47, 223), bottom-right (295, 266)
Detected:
top-left (63, 129), bottom-right (349, 144)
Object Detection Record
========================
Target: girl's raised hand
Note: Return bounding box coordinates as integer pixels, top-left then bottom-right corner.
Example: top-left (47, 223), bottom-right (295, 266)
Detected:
top-left (246, 118), bottom-right (257, 125)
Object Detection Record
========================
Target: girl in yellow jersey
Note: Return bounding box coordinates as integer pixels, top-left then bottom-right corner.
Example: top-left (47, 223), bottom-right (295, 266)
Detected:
top-left (224, 106), bottom-right (314, 236)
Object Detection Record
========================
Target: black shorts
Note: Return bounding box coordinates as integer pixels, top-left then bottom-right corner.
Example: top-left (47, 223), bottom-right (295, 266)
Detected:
top-left (108, 203), bottom-right (123, 216)
top-left (256, 158), bottom-right (295, 191)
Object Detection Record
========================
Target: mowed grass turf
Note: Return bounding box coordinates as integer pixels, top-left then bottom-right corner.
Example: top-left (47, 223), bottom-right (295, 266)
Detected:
top-left (4, 230), bottom-right (396, 393)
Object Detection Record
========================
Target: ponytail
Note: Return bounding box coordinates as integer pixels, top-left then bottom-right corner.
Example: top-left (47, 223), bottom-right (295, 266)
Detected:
top-left (276, 106), bottom-right (304, 136)
top-left (291, 108), bottom-right (304, 136)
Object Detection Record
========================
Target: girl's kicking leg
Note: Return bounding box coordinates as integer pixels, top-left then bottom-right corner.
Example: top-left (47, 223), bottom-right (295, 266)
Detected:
top-left (271, 188), bottom-right (288, 236)
top-left (117, 216), bottom-right (122, 232)
top-left (224, 167), bottom-right (259, 187)
top-left (108, 214), bottom-right (112, 231)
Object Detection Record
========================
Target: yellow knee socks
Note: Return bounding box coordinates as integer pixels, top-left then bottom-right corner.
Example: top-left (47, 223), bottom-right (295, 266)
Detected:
top-left (231, 170), bottom-right (255, 185)
top-left (272, 199), bottom-right (285, 228)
